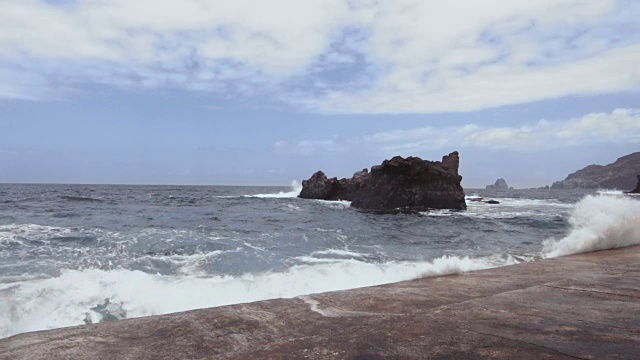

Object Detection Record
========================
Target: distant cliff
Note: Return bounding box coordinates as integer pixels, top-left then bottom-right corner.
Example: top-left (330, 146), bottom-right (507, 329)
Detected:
top-left (551, 152), bottom-right (640, 190)
top-left (486, 178), bottom-right (509, 190)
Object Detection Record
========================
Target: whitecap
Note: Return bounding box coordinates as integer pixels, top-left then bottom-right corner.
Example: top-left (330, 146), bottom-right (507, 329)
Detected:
top-left (543, 194), bottom-right (640, 258)
top-left (0, 253), bottom-right (518, 338)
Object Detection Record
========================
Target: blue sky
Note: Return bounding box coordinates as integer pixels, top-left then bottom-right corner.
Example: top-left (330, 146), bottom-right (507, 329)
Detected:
top-left (1, 0), bottom-right (639, 188)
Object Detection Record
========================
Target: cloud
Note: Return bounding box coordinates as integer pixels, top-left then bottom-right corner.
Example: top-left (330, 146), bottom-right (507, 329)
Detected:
top-left (0, 0), bottom-right (355, 97)
top-left (0, 0), bottom-right (639, 112)
top-left (310, 0), bottom-right (640, 113)
top-left (276, 108), bottom-right (640, 154)
top-left (274, 138), bottom-right (348, 155)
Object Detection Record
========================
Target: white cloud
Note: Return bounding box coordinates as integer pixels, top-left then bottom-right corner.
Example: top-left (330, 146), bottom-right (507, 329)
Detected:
top-left (274, 138), bottom-right (348, 155)
top-left (0, 0), bottom-right (639, 112)
top-left (277, 108), bottom-right (640, 154)
top-left (312, 0), bottom-right (640, 113)
top-left (0, 0), bottom-right (355, 97)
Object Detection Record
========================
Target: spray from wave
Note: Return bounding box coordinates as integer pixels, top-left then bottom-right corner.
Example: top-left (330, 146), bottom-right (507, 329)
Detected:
top-left (543, 194), bottom-right (640, 258)
top-left (0, 253), bottom-right (516, 338)
top-left (247, 180), bottom-right (302, 198)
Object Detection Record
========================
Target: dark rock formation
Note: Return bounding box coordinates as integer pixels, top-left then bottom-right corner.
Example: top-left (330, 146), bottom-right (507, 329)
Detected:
top-left (627, 175), bottom-right (640, 194)
top-left (297, 168), bottom-right (369, 201)
top-left (297, 171), bottom-right (343, 200)
top-left (551, 152), bottom-right (640, 190)
top-left (299, 152), bottom-right (466, 211)
top-left (486, 178), bottom-right (509, 190)
top-left (468, 197), bottom-right (500, 205)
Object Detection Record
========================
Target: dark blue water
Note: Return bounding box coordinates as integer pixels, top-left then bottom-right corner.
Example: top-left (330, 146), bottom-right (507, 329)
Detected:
top-left (0, 183), bottom-right (611, 337)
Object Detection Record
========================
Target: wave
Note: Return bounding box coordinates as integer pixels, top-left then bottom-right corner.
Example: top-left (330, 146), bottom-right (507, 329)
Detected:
top-left (0, 224), bottom-right (75, 245)
top-left (0, 254), bottom-right (518, 338)
top-left (61, 196), bottom-right (104, 203)
top-left (596, 189), bottom-right (625, 196)
top-left (247, 180), bottom-right (302, 199)
top-left (423, 196), bottom-right (572, 219)
top-left (543, 194), bottom-right (640, 258)
top-left (315, 199), bottom-right (351, 209)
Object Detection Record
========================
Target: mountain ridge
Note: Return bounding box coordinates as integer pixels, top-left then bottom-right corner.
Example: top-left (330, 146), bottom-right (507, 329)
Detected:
top-left (551, 152), bottom-right (640, 190)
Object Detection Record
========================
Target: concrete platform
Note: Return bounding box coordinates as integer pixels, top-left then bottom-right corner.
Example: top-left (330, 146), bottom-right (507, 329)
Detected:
top-left (2, 246), bottom-right (640, 359)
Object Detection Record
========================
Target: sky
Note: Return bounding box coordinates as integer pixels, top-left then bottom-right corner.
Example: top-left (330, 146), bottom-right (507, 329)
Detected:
top-left (0, 0), bottom-right (639, 188)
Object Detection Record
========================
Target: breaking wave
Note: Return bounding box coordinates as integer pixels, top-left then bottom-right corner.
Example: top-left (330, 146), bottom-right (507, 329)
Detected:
top-left (246, 180), bottom-right (302, 198)
top-left (543, 194), bottom-right (640, 258)
top-left (0, 254), bottom-right (516, 338)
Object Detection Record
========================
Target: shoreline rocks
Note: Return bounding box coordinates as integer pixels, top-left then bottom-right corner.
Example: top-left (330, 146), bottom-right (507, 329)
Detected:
top-left (3, 247), bottom-right (640, 359)
top-left (299, 152), bottom-right (466, 211)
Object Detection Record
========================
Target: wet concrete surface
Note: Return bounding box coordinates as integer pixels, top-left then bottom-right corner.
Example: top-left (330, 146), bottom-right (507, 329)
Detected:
top-left (2, 246), bottom-right (639, 359)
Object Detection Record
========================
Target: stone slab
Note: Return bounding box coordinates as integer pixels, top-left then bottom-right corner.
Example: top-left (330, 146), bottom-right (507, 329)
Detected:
top-left (2, 246), bottom-right (640, 359)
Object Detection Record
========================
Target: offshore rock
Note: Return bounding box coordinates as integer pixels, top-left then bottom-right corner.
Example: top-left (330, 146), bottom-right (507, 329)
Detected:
top-left (299, 152), bottom-right (466, 211)
top-left (551, 152), bottom-right (640, 190)
top-left (486, 178), bottom-right (509, 190)
top-left (297, 171), bottom-right (344, 200)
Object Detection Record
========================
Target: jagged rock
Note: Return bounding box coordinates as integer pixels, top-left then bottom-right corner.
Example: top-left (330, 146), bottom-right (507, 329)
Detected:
top-left (627, 175), bottom-right (640, 194)
top-left (299, 152), bottom-right (466, 211)
top-left (298, 171), bottom-right (345, 200)
top-left (551, 152), bottom-right (640, 190)
top-left (486, 178), bottom-right (509, 190)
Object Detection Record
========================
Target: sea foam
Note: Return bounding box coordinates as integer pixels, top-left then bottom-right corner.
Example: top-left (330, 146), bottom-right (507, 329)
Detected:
top-left (0, 254), bottom-right (511, 338)
top-left (248, 180), bottom-right (302, 198)
top-left (543, 194), bottom-right (640, 258)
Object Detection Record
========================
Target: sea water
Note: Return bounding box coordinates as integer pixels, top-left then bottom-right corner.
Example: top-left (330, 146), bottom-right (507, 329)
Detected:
top-left (0, 183), bottom-right (639, 338)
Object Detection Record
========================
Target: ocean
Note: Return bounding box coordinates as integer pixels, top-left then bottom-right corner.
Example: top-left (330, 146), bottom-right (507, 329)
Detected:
top-left (1, 183), bottom-right (639, 338)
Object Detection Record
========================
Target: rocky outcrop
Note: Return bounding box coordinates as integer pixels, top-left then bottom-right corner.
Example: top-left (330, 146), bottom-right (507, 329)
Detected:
top-left (299, 152), bottom-right (466, 211)
top-left (486, 178), bottom-right (509, 190)
top-left (297, 168), bottom-right (369, 201)
top-left (628, 175), bottom-right (640, 194)
top-left (551, 152), bottom-right (640, 190)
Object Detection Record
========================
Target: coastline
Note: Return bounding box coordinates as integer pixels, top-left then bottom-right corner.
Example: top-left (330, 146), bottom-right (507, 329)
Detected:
top-left (2, 245), bottom-right (639, 359)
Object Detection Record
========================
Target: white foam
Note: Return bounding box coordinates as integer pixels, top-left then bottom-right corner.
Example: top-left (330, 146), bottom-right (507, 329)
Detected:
top-left (0, 224), bottom-right (73, 245)
top-left (420, 210), bottom-right (455, 217)
top-left (596, 189), bottom-right (627, 198)
top-left (543, 194), bottom-right (640, 258)
top-left (311, 249), bottom-right (367, 258)
top-left (449, 196), bottom-right (574, 220)
top-left (316, 199), bottom-right (352, 209)
top-left (248, 180), bottom-right (302, 198)
top-left (0, 254), bottom-right (514, 338)
top-left (0, 224), bottom-right (130, 246)
top-left (422, 199), bottom-right (571, 219)
top-left (139, 248), bottom-right (242, 276)
top-left (467, 197), bottom-right (573, 208)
